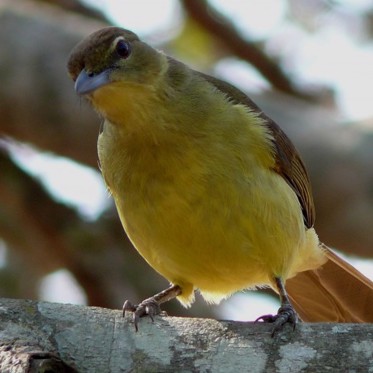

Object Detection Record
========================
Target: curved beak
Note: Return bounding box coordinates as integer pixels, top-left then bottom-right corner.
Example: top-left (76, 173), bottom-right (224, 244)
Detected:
top-left (74, 69), bottom-right (111, 95)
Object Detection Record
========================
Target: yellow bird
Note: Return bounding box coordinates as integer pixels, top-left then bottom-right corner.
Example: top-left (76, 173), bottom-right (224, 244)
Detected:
top-left (67, 27), bottom-right (373, 334)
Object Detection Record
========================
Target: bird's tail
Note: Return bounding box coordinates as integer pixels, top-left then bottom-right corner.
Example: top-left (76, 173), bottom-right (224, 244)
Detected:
top-left (287, 244), bottom-right (373, 322)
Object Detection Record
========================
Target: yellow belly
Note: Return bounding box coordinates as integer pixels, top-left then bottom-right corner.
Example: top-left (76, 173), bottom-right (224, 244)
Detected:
top-left (112, 161), bottom-right (318, 306)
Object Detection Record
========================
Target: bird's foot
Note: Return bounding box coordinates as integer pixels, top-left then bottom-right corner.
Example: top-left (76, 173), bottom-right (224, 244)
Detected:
top-left (122, 298), bottom-right (161, 332)
top-left (255, 304), bottom-right (298, 337)
top-left (122, 285), bottom-right (181, 331)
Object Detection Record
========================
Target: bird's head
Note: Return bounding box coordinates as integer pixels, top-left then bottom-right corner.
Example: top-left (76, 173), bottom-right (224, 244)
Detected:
top-left (67, 27), bottom-right (172, 124)
top-left (67, 27), bottom-right (168, 97)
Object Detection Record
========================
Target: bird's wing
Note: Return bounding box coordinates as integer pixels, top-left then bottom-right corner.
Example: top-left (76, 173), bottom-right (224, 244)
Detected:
top-left (196, 71), bottom-right (315, 228)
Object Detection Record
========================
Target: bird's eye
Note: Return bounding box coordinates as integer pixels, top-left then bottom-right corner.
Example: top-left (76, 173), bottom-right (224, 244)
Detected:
top-left (116, 40), bottom-right (131, 59)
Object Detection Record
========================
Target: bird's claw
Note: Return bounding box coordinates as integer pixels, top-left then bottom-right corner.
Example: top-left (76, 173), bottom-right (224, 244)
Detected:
top-left (255, 304), bottom-right (298, 337)
top-left (122, 298), bottom-right (161, 332)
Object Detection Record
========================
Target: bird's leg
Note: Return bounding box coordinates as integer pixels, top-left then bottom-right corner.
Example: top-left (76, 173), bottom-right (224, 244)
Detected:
top-left (122, 284), bottom-right (182, 331)
top-left (255, 277), bottom-right (298, 337)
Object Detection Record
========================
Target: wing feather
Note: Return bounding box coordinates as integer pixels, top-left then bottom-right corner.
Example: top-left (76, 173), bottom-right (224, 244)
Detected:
top-left (196, 70), bottom-right (315, 228)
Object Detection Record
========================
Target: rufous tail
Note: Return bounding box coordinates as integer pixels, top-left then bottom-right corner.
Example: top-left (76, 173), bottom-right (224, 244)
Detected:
top-left (287, 244), bottom-right (373, 322)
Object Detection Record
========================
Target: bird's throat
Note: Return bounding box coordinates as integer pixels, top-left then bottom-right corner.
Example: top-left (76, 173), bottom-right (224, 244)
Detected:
top-left (91, 83), bottom-right (159, 131)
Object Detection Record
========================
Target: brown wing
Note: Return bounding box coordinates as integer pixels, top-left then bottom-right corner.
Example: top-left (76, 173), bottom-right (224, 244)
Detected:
top-left (196, 70), bottom-right (315, 228)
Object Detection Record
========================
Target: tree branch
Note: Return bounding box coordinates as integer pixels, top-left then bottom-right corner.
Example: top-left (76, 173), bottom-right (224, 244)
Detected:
top-left (180, 0), bottom-right (320, 101)
top-left (1, 298), bottom-right (372, 372)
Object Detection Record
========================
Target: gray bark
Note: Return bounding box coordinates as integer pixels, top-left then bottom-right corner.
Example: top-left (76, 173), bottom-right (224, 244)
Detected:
top-left (0, 298), bottom-right (372, 372)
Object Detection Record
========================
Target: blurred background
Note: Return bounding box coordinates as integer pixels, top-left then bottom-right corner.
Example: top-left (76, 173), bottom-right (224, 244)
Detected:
top-left (0, 0), bottom-right (372, 321)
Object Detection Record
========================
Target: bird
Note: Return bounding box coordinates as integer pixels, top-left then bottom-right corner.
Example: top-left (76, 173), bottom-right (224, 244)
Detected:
top-left (67, 26), bottom-right (373, 335)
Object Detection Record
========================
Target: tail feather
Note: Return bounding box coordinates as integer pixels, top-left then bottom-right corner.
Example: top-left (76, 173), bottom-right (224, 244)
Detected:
top-left (287, 244), bottom-right (373, 322)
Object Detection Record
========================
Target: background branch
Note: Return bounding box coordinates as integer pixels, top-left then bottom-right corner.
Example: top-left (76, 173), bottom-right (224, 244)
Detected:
top-left (180, 0), bottom-right (324, 101)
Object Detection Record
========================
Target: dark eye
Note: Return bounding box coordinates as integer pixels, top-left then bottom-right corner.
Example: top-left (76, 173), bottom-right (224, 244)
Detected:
top-left (116, 40), bottom-right (131, 59)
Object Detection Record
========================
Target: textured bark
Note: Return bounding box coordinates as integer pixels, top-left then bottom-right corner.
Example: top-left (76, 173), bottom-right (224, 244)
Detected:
top-left (0, 298), bottom-right (372, 373)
